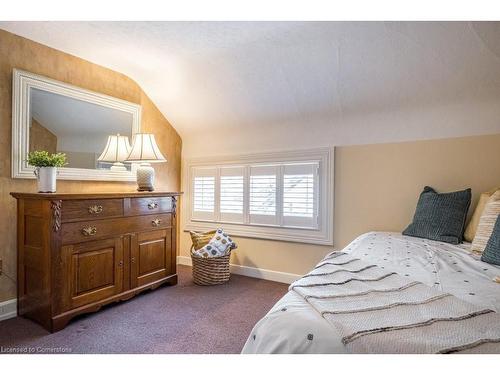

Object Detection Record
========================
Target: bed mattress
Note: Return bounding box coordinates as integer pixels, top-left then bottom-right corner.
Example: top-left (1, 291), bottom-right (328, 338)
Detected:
top-left (241, 232), bottom-right (500, 354)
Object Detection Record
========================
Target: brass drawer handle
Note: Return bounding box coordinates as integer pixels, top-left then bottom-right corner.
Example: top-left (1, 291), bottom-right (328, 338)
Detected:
top-left (88, 205), bottom-right (103, 214)
top-left (81, 226), bottom-right (97, 236)
top-left (152, 218), bottom-right (162, 227)
top-left (148, 201), bottom-right (158, 209)
top-left (118, 260), bottom-right (124, 267)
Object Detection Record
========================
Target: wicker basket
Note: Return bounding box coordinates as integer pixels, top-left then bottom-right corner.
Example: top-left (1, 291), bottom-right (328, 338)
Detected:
top-left (191, 250), bottom-right (231, 285)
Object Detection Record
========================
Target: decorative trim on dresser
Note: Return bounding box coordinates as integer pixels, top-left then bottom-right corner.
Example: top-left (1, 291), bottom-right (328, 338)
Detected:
top-left (10, 192), bottom-right (182, 332)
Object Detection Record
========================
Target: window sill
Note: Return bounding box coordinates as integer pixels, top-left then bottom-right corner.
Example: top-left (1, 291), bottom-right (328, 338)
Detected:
top-left (184, 220), bottom-right (333, 246)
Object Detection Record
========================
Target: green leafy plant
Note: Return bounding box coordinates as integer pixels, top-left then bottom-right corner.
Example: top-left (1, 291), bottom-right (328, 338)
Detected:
top-left (27, 150), bottom-right (67, 168)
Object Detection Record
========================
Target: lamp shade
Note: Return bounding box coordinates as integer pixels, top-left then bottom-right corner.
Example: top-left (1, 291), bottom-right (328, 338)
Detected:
top-left (126, 133), bottom-right (167, 163)
top-left (97, 134), bottom-right (131, 162)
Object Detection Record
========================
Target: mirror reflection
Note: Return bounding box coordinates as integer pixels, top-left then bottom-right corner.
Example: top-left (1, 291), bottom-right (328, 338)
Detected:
top-left (29, 88), bottom-right (134, 170)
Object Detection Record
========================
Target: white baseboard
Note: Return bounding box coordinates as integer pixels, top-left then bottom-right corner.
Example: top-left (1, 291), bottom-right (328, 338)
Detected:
top-left (177, 256), bottom-right (301, 284)
top-left (0, 299), bottom-right (17, 321)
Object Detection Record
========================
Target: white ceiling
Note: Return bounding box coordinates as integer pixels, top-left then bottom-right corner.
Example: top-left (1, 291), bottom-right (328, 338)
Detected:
top-left (3, 21), bottom-right (500, 139)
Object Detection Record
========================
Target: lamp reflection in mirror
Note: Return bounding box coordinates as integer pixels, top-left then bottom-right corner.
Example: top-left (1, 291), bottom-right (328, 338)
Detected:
top-left (125, 133), bottom-right (167, 191)
top-left (97, 134), bottom-right (131, 171)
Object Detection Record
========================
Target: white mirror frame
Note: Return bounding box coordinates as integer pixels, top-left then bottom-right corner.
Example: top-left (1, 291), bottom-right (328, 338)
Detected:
top-left (12, 69), bottom-right (141, 181)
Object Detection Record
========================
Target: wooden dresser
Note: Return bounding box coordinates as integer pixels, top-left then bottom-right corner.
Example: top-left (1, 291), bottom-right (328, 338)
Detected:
top-left (10, 192), bottom-right (181, 332)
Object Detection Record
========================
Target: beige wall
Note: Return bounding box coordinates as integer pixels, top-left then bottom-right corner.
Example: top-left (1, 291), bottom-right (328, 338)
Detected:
top-left (0, 30), bottom-right (182, 303)
top-left (180, 133), bottom-right (500, 276)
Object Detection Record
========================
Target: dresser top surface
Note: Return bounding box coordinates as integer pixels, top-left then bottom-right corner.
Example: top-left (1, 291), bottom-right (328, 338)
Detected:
top-left (10, 191), bottom-right (183, 200)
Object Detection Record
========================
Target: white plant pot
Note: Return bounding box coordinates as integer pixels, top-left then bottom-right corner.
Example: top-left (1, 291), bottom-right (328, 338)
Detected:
top-left (34, 167), bottom-right (57, 193)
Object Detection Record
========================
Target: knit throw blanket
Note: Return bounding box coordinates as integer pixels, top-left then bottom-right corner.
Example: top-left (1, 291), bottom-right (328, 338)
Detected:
top-left (290, 252), bottom-right (500, 354)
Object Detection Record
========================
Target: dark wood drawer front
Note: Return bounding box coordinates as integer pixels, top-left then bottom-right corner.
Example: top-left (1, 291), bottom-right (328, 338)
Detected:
top-left (61, 214), bottom-right (172, 244)
top-left (127, 197), bottom-right (172, 216)
top-left (62, 199), bottom-right (124, 222)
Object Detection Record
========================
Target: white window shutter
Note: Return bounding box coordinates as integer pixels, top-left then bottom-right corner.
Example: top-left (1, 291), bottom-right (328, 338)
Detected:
top-left (282, 163), bottom-right (318, 228)
top-left (249, 165), bottom-right (279, 225)
top-left (191, 167), bottom-right (217, 221)
top-left (219, 166), bottom-right (245, 223)
top-left (186, 148), bottom-right (332, 245)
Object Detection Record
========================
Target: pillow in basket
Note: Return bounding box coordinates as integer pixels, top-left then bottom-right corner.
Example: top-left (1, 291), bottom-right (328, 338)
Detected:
top-left (192, 228), bottom-right (237, 258)
top-left (190, 230), bottom-right (217, 250)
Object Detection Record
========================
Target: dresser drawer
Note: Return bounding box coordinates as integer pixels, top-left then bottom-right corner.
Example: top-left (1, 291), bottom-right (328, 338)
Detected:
top-left (61, 213), bottom-right (172, 244)
top-left (62, 199), bottom-right (124, 222)
top-left (126, 197), bottom-right (172, 216)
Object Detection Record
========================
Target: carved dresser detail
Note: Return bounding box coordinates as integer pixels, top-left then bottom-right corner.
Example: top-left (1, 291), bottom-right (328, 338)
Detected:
top-left (10, 192), bottom-right (181, 332)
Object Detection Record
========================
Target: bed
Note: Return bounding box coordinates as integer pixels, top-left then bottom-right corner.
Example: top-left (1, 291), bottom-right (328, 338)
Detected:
top-left (241, 232), bottom-right (500, 354)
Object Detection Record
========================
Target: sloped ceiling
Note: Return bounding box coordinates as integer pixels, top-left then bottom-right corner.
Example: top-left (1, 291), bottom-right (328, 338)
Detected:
top-left (2, 21), bottom-right (500, 139)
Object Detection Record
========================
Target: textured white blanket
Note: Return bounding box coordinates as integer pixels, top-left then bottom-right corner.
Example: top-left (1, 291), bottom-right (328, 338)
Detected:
top-left (242, 232), bottom-right (500, 354)
top-left (290, 251), bottom-right (500, 353)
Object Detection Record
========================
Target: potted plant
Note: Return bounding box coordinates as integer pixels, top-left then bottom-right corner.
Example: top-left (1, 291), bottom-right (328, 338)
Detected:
top-left (27, 151), bottom-right (67, 193)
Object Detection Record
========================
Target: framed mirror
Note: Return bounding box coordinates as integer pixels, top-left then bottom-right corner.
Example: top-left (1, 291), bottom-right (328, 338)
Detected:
top-left (12, 69), bottom-right (141, 181)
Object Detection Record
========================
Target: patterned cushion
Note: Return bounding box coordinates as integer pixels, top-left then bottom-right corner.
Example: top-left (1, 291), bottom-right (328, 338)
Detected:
top-left (403, 186), bottom-right (471, 244)
top-left (192, 228), bottom-right (237, 258)
top-left (464, 187), bottom-right (500, 242)
top-left (471, 190), bottom-right (500, 254)
top-left (190, 230), bottom-right (217, 250)
top-left (481, 215), bottom-right (500, 266)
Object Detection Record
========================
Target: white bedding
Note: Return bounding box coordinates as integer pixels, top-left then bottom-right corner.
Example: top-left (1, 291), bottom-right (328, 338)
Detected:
top-left (241, 232), bottom-right (500, 354)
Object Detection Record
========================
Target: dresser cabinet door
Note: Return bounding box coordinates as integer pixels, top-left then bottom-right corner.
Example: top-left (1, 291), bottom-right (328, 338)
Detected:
top-left (60, 237), bottom-right (124, 310)
top-left (131, 229), bottom-right (173, 288)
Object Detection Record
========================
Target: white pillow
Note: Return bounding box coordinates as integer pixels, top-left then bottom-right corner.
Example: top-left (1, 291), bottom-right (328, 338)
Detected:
top-left (192, 228), bottom-right (236, 258)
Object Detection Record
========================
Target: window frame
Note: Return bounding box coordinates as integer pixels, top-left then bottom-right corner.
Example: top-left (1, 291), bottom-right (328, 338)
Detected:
top-left (183, 147), bottom-right (334, 246)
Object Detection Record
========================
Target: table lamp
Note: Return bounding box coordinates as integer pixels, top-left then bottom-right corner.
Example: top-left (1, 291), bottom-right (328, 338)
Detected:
top-left (97, 134), bottom-right (131, 171)
top-left (125, 133), bottom-right (167, 191)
